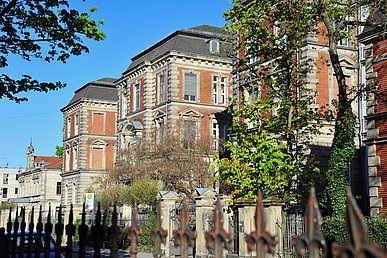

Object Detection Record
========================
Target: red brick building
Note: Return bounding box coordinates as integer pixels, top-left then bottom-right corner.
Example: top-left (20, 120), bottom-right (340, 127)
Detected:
top-left (358, 9), bottom-right (387, 215)
top-left (116, 25), bottom-right (233, 159)
top-left (60, 78), bottom-right (118, 207)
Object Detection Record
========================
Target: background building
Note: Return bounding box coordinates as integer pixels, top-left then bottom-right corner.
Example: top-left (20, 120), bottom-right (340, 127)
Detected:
top-left (60, 78), bottom-right (118, 208)
top-left (0, 167), bottom-right (20, 202)
top-left (115, 25), bottom-right (233, 158)
top-left (358, 8), bottom-right (387, 216)
top-left (18, 143), bottom-right (62, 218)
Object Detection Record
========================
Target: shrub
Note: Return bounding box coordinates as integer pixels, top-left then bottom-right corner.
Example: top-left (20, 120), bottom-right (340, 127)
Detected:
top-left (322, 216), bottom-right (387, 247)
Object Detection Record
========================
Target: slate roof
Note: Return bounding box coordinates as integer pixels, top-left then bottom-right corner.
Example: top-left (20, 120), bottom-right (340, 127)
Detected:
top-left (33, 156), bottom-right (62, 169)
top-left (358, 8), bottom-right (387, 42)
top-left (125, 25), bottom-right (232, 72)
top-left (62, 78), bottom-right (118, 110)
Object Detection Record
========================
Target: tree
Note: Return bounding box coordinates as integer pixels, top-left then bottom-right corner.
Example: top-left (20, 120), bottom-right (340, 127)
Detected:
top-left (218, 0), bottom-right (322, 203)
top-left (0, 0), bottom-right (105, 102)
top-left (115, 133), bottom-right (214, 200)
top-left (55, 145), bottom-right (63, 158)
top-left (224, 0), bottom-right (386, 215)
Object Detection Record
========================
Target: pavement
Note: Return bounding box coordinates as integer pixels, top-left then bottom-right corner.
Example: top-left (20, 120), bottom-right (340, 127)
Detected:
top-left (67, 246), bottom-right (153, 257)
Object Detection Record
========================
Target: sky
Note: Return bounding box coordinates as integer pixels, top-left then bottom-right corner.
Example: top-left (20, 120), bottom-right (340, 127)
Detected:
top-left (0, 0), bottom-right (233, 169)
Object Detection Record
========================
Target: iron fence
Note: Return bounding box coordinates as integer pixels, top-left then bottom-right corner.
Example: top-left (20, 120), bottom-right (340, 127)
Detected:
top-left (0, 188), bottom-right (385, 258)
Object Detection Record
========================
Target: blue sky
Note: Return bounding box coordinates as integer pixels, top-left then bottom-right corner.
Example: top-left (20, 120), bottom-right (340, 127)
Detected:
top-left (0, 0), bottom-right (232, 168)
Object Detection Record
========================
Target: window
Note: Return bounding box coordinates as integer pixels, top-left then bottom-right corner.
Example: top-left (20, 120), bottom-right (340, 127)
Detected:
top-left (184, 72), bottom-right (198, 101)
top-left (65, 145), bottom-right (70, 172)
top-left (72, 143), bottom-right (78, 170)
top-left (250, 87), bottom-right (260, 104)
top-left (67, 117), bottom-right (71, 138)
top-left (15, 174), bottom-right (18, 180)
top-left (92, 112), bottom-right (105, 134)
top-left (15, 188), bottom-right (18, 195)
top-left (74, 114), bottom-right (79, 135)
top-left (2, 188), bottom-right (7, 198)
top-left (3, 174), bottom-right (8, 184)
top-left (134, 83), bottom-right (140, 111)
top-left (212, 76), bottom-right (227, 105)
top-left (336, 16), bottom-right (352, 47)
top-left (122, 94), bottom-right (128, 118)
top-left (159, 74), bottom-right (166, 104)
top-left (56, 182), bottom-right (61, 195)
top-left (212, 121), bottom-right (219, 151)
top-left (209, 39), bottom-right (220, 53)
top-left (182, 120), bottom-right (198, 149)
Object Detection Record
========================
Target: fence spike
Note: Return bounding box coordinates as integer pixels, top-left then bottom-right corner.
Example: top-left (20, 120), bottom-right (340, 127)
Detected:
top-left (205, 197), bottom-right (233, 258)
top-left (5, 208), bottom-right (12, 258)
top-left (35, 206), bottom-right (43, 257)
top-left (45, 204), bottom-right (53, 258)
top-left (55, 205), bottom-right (63, 258)
top-left (92, 202), bottom-right (103, 258)
top-left (173, 197), bottom-right (196, 258)
top-left (0, 227), bottom-right (6, 257)
top-left (110, 205), bottom-right (120, 258)
top-left (79, 203), bottom-right (89, 258)
top-left (19, 207), bottom-right (26, 257)
top-left (65, 204), bottom-right (75, 258)
top-left (27, 207), bottom-right (34, 258)
top-left (292, 188), bottom-right (326, 258)
top-left (244, 192), bottom-right (277, 258)
top-left (11, 207), bottom-right (19, 258)
top-left (330, 188), bottom-right (386, 258)
top-left (151, 202), bottom-right (168, 258)
top-left (128, 201), bottom-right (141, 258)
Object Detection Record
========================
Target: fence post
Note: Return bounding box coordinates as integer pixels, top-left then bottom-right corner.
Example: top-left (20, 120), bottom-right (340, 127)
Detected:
top-left (235, 203), bottom-right (256, 258)
top-left (158, 191), bottom-right (178, 257)
top-left (220, 195), bottom-right (233, 256)
top-left (263, 200), bottom-right (283, 257)
top-left (194, 188), bottom-right (216, 258)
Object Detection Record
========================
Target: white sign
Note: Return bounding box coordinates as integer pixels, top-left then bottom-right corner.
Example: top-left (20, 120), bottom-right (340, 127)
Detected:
top-left (85, 193), bottom-right (95, 211)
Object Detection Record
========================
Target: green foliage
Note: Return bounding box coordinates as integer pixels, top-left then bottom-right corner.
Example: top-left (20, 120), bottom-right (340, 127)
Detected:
top-left (326, 109), bottom-right (356, 217)
top-left (366, 216), bottom-right (387, 247)
top-left (0, 201), bottom-right (16, 212)
top-left (96, 184), bottom-right (123, 212)
top-left (96, 179), bottom-right (159, 213)
top-left (322, 216), bottom-right (387, 247)
top-left (322, 216), bottom-right (348, 245)
top-left (218, 0), bottom-right (322, 202)
top-left (55, 145), bottom-right (63, 158)
top-left (0, 0), bottom-right (105, 102)
top-left (138, 211), bottom-right (156, 251)
top-left (119, 179), bottom-right (159, 207)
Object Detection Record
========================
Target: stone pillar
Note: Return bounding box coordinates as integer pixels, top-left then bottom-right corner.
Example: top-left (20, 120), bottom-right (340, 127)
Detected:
top-left (194, 188), bottom-right (216, 258)
top-left (263, 202), bottom-right (283, 257)
top-left (158, 191), bottom-right (178, 257)
top-left (220, 195), bottom-right (233, 257)
top-left (236, 204), bottom-right (256, 258)
top-left (235, 201), bottom-right (283, 258)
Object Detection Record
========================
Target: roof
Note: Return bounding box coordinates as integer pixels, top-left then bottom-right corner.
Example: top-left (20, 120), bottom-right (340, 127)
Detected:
top-left (358, 8), bottom-right (387, 43)
top-left (33, 156), bottom-right (62, 169)
top-left (125, 25), bottom-right (232, 72)
top-left (61, 78), bottom-right (118, 110)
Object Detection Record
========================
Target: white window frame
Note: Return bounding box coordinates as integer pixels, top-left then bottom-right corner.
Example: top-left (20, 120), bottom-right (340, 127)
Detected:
top-left (122, 93), bottom-right (128, 118)
top-left (183, 72), bottom-right (198, 102)
top-left (212, 75), bottom-right (227, 105)
top-left (134, 83), bottom-right (140, 111)
top-left (74, 114), bottom-right (79, 135)
top-left (209, 39), bottom-right (220, 53)
top-left (67, 117), bottom-right (71, 138)
top-left (158, 74), bottom-right (166, 104)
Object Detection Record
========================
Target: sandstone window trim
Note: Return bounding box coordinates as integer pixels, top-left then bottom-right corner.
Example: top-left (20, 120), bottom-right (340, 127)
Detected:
top-left (89, 139), bottom-right (108, 170)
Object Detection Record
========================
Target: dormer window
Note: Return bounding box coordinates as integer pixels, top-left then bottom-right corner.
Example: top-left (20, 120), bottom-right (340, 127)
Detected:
top-left (209, 39), bottom-right (220, 53)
